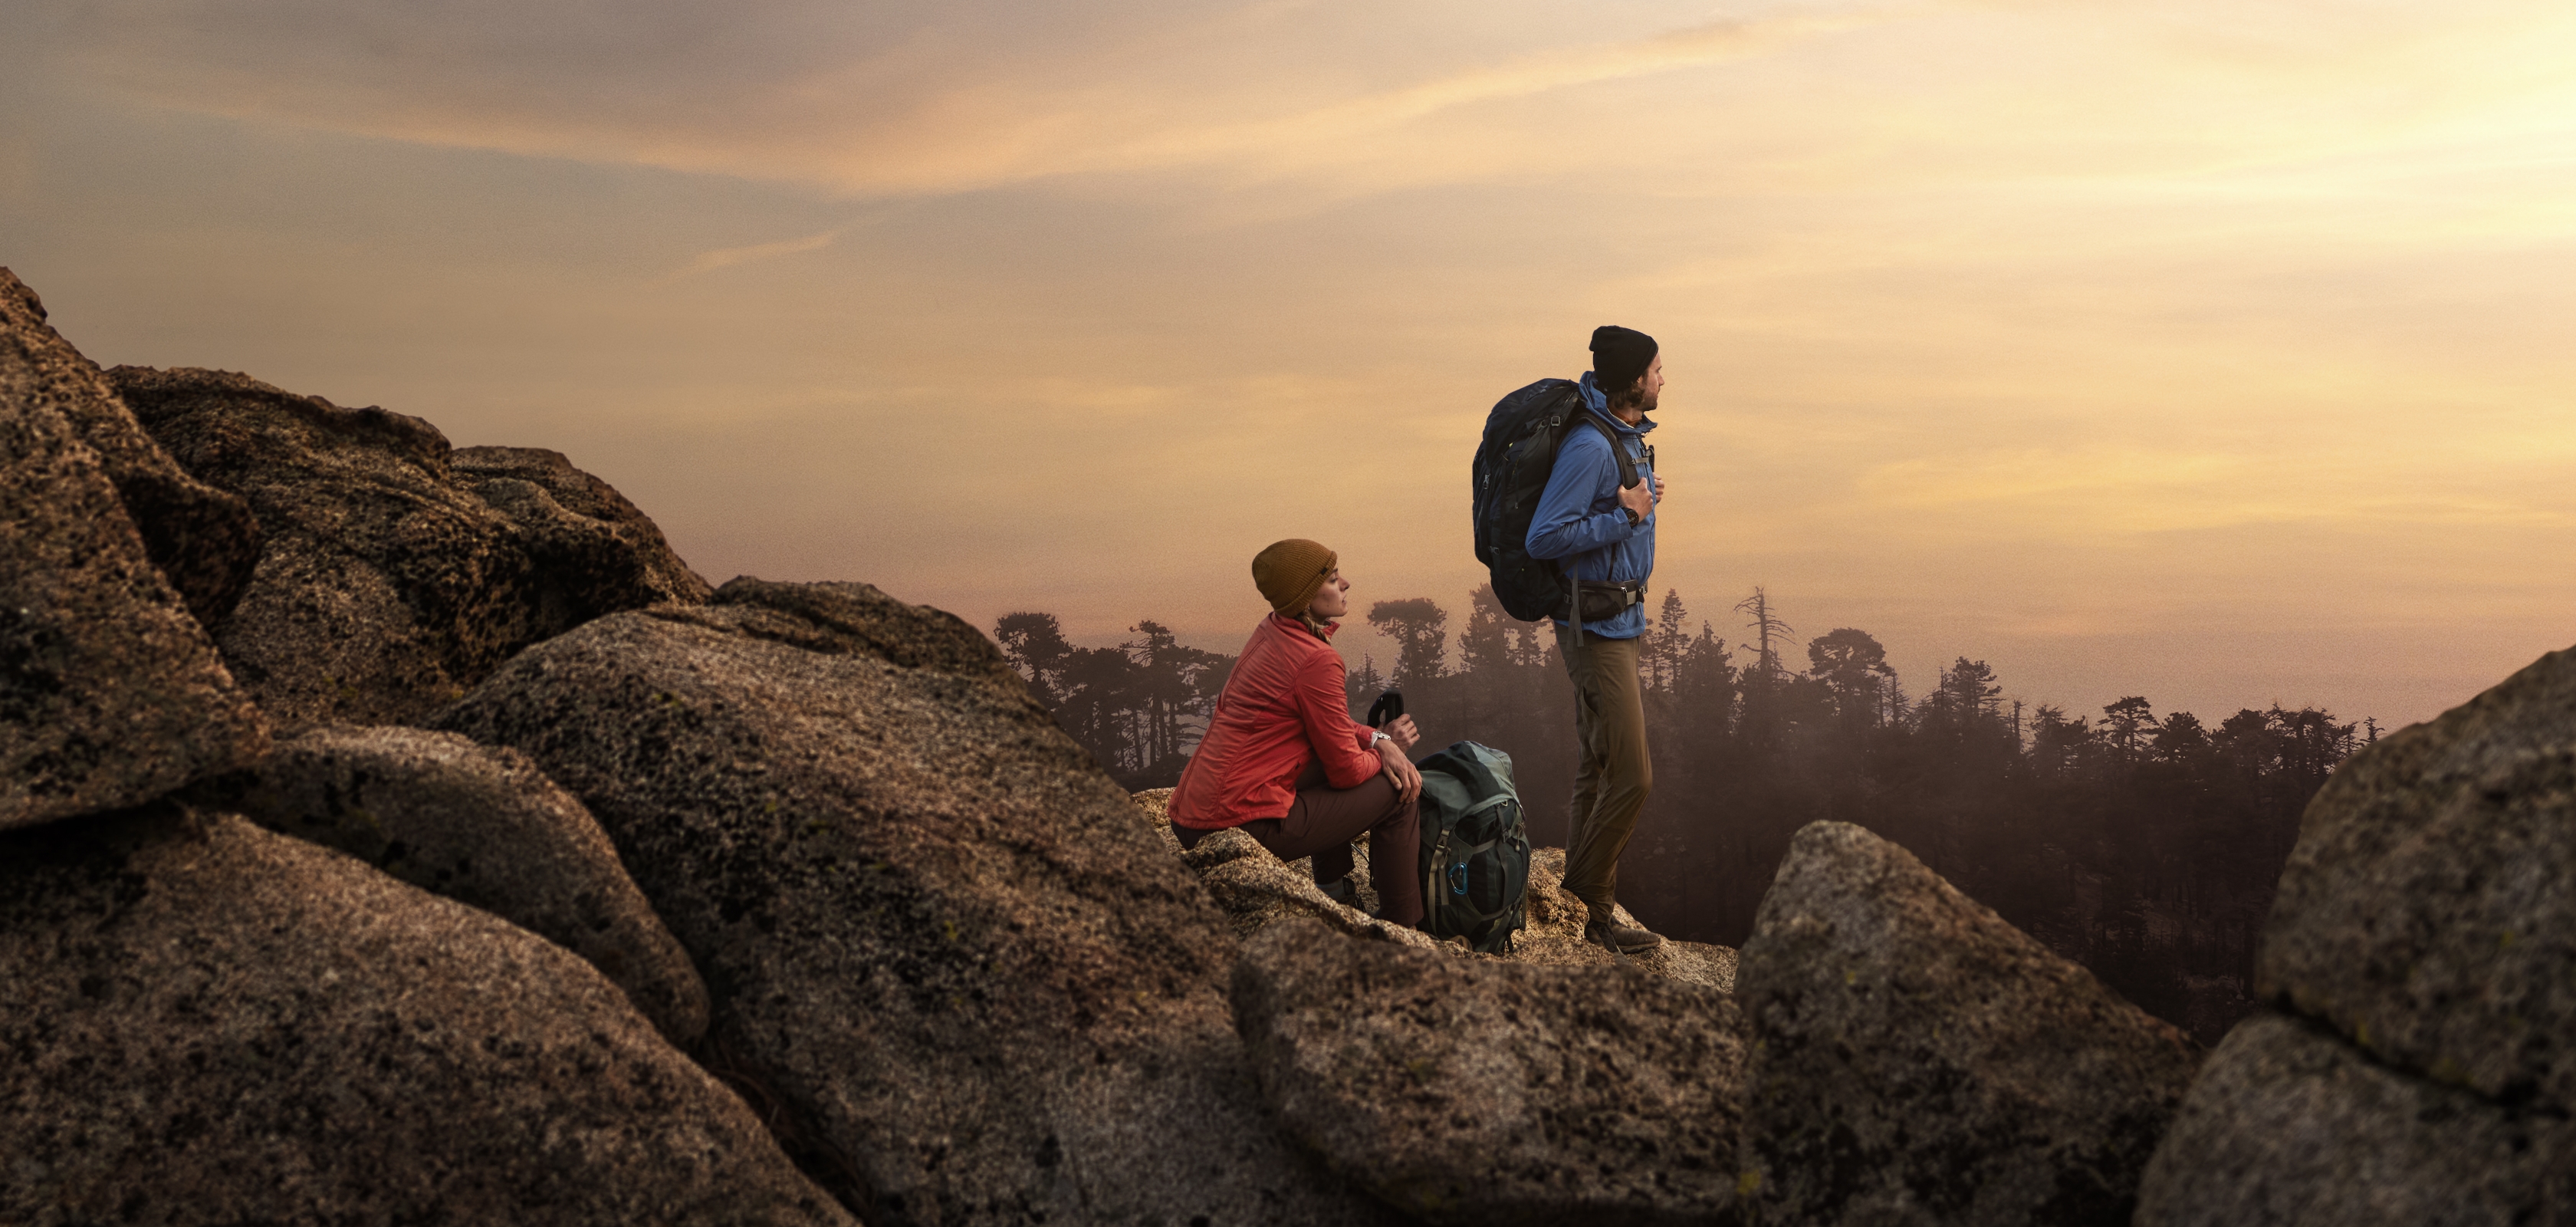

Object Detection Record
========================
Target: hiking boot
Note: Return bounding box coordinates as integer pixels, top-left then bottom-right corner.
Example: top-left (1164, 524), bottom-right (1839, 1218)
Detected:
top-left (1318, 877), bottom-right (1359, 908)
top-left (1585, 919), bottom-right (1665, 954)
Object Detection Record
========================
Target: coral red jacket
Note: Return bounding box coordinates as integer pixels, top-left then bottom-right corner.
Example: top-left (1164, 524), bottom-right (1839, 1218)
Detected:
top-left (1170, 614), bottom-right (1382, 829)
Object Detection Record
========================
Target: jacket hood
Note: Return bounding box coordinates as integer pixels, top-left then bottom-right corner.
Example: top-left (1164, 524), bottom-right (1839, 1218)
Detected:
top-left (1576, 371), bottom-right (1659, 436)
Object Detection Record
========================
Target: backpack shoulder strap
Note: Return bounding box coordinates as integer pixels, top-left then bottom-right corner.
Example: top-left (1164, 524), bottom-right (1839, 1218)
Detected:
top-left (1583, 412), bottom-right (1641, 491)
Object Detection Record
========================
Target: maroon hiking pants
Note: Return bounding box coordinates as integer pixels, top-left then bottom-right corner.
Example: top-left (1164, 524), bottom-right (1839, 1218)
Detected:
top-left (1176, 772), bottom-right (1423, 927)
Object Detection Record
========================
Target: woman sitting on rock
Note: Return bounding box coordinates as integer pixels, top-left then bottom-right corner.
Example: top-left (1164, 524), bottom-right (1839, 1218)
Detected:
top-left (1168, 538), bottom-right (1425, 926)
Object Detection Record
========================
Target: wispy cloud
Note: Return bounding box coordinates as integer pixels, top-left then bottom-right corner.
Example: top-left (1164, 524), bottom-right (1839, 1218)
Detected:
top-left (32, 0), bottom-right (1888, 198)
top-left (1070, 12), bottom-right (1883, 178)
top-left (685, 228), bottom-right (839, 273)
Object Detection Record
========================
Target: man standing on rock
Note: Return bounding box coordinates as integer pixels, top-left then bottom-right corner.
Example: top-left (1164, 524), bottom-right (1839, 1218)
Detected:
top-left (1527, 325), bottom-right (1668, 953)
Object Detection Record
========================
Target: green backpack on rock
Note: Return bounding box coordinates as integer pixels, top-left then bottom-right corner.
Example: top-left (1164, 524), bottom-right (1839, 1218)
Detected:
top-left (1415, 742), bottom-right (1530, 953)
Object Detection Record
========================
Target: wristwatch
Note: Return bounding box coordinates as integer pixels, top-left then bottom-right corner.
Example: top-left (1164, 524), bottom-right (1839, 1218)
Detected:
top-left (1370, 729), bottom-right (1390, 748)
top-left (1625, 507), bottom-right (1644, 527)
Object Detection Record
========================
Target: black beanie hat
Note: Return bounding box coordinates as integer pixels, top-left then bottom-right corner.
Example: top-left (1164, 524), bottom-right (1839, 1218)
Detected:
top-left (1590, 324), bottom-right (1658, 393)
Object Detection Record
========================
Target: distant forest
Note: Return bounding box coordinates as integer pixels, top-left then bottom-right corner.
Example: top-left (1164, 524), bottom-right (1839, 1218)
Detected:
top-left (995, 586), bottom-right (2372, 1044)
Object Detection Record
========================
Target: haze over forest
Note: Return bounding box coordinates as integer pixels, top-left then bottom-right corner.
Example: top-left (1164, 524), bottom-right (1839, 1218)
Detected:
top-left (994, 583), bottom-right (2364, 1044)
top-left (7, 0), bottom-right (2574, 731)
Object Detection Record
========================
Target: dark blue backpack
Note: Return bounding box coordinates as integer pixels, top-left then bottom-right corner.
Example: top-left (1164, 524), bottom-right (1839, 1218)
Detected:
top-left (1471, 379), bottom-right (1636, 622)
top-left (1416, 742), bottom-right (1530, 953)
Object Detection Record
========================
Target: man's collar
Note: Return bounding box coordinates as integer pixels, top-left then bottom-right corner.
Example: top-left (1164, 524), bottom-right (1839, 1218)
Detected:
top-left (1594, 406), bottom-right (1654, 436)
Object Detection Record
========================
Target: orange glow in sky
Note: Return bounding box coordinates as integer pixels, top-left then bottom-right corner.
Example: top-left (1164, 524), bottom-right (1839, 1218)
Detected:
top-left (5, 0), bottom-right (2571, 729)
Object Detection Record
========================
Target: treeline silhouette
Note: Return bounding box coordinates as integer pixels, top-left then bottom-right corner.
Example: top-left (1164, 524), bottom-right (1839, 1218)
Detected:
top-left (995, 587), bottom-right (2369, 1044)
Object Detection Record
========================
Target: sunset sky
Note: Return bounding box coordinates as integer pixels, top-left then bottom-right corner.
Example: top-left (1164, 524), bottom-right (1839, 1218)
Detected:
top-left (5, 0), bottom-right (2571, 732)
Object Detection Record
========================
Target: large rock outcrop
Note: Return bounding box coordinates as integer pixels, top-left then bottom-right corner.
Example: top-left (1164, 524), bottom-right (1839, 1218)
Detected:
top-left (0, 807), bottom-right (853, 1226)
top-left (2, 272), bottom-right (268, 830)
top-left (435, 577), bottom-right (1406, 1227)
top-left (2256, 643), bottom-right (2576, 1108)
top-left (107, 365), bottom-right (710, 726)
top-left (202, 723), bottom-right (710, 1044)
top-left (2135, 644), bottom-right (2576, 1225)
top-left (1234, 915), bottom-right (1750, 1226)
top-left (0, 269), bottom-right (263, 624)
top-left (1735, 821), bottom-right (2202, 1227)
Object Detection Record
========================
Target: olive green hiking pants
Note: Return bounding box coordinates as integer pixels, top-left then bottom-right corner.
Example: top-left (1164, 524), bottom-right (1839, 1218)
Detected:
top-left (1556, 624), bottom-right (1653, 925)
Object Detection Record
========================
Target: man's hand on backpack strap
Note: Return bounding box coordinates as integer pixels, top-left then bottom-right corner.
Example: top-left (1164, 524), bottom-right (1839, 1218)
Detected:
top-left (1618, 479), bottom-right (1654, 525)
top-left (1378, 740), bottom-right (1423, 804)
top-left (1380, 714), bottom-right (1421, 753)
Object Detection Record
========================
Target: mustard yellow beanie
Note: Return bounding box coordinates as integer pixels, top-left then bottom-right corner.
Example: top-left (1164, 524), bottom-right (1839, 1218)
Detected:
top-left (1252, 538), bottom-right (1337, 614)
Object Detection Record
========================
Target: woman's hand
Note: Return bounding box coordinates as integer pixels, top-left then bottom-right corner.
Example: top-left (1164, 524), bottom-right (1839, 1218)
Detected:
top-left (1377, 739), bottom-right (1422, 804)
top-left (1381, 714), bottom-right (1421, 753)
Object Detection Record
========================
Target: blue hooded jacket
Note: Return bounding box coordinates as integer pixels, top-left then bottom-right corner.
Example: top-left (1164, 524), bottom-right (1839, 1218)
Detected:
top-left (1525, 370), bottom-right (1657, 640)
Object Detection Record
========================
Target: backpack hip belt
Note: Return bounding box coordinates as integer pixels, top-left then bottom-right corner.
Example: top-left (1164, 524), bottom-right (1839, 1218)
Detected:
top-left (1564, 577), bottom-right (1648, 646)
